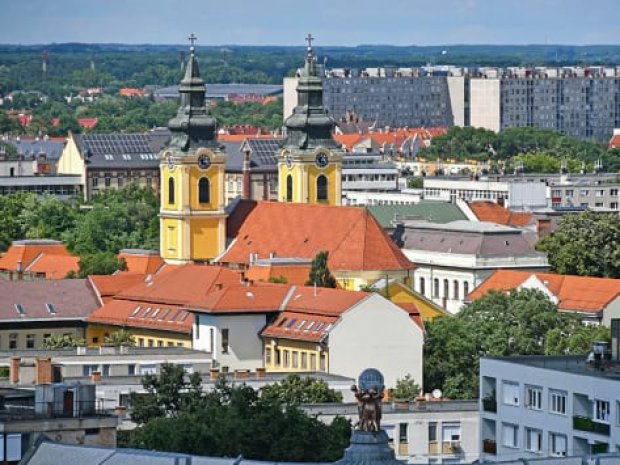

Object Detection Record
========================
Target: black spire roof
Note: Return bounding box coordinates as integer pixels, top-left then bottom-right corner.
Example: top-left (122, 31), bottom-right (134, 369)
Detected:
top-left (167, 34), bottom-right (220, 152)
top-left (283, 34), bottom-right (339, 151)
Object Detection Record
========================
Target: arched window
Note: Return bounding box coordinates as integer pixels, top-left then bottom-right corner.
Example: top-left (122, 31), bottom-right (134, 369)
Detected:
top-left (433, 278), bottom-right (439, 298)
top-left (419, 277), bottom-right (425, 297)
top-left (168, 177), bottom-right (175, 205)
top-left (317, 175), bottom-right (328, 201)
top-left (286, 175), bottom-right (293, 202)
top-left (463, 281), bottom-right (470, 297)
top-left (199, 177), bottom-right (210, 204)
top-left (453, 280), bottom-right (459, 300)
top-left (443, 279), bottom-right (449, 299)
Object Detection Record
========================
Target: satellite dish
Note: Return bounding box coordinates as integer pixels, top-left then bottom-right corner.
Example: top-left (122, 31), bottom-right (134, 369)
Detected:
top-left (432, 389), bottom-right (443, 399)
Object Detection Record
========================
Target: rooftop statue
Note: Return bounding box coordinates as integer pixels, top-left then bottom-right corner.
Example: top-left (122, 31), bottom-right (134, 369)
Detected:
top-left (351, 368), bottom-right (384, 432)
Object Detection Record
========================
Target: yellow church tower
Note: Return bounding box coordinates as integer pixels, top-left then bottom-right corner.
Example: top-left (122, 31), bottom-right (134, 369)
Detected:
top-left (160, 35), bottom-right (227, 264)
top-left (278, 34), bottom-right (344, 206)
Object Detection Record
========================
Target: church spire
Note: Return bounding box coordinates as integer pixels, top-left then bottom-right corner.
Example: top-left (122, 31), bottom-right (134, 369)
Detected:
top-left (168, 34), bottom-right (219, 151)
top-left (283, 34), bottom-right (338, 150)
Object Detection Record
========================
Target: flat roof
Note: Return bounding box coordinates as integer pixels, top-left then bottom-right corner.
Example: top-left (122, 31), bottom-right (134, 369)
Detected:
top-left (483, 355), bottom-right (620, 381)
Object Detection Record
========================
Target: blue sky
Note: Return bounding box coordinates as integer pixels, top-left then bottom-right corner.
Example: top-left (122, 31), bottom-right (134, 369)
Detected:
top-left (0, 0), bottom-right (618, 46)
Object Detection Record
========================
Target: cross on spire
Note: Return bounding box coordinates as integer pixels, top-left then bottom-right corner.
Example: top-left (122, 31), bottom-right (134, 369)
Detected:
top-left (305, 33), bottom-right (314, 51)
top-left (188, 33), bottom-right (197, 50)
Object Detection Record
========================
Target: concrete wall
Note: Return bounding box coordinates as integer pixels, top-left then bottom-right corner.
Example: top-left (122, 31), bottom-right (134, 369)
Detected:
top-left (283, 77), bottom-right (299, 121)
top-left (602, 296), bottom-right (620, 327)
top-left (447, 75), bottom-right (466, 127)
top-left (328, 294), bottom-right (423, 389)
top-left (470, 78), bottom-right (501, 132)
top-left (194, 313), bottom-right (267, 370)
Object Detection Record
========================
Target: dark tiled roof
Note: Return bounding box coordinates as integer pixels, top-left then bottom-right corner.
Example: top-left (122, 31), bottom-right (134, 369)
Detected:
top-left (368, 201), bottom-right (466, 228)
top-left (74, 132), bottom-right (169, 169)
top-left (223, 137), bottom-right (282, 173)
top-left (401, 221), bottom-right (543, 257)
top-left (2, 137), bottom-right (65, 160)
top-left (0, 279), bottom-right (99, 322)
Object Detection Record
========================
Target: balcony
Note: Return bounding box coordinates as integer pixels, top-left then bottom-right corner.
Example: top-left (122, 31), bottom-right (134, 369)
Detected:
top-left (482, 398), bottom-right (497, 413)
top-left (482, 439), bottom-right (497, 455)
top-left (573, 416), bottom-right (610, 436)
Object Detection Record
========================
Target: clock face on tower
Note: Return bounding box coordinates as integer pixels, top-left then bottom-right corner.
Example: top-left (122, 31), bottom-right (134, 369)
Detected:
top-left (197, 154), bottom-right (211, 170)
top-left (315, 152), bottom-right (329, 169)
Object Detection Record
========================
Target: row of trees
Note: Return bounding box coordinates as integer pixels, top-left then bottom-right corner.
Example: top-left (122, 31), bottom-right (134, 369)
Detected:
top-left (122, 366), bottom-right (350, 461)
top-left (424, 289), bottom-right (611, 399)
top-left (419, 126), bottom-right (620, 173)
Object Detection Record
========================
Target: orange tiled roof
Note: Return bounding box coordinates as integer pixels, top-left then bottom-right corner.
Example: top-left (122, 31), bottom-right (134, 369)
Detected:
top-left (396, 302), bottom-right (425, 331)
top-left (245, 262), bottom-right (311, 285)
top-left (261, 311), bottom-right (338, 342)
top-left (333, 134), bottom-right (364, 150)
top-left (88, 274), bottom-right (148, 301)
top-left (285, 286), bottom-right (369, 315)
top-left (609, 134), bottom-right (620, 149)
top-left (77, 118), bottom-right (98, 129)
top-left (26, 253), bottom-right (79, 279)
top-left (0, 241), bottom-right (71, 272)
top-left (117, 264), bottom-right (242, 305)
top-left (467, 270), bottom-right (620, 313)
top-left (118, 251), bottom-right (164, 275)
top-left (467, 201), bottom-right (533, 227)
top-left (88, 299), bottom-right (192, 333)
top-left (189, 283), bottom-right (291, 313)
top-left (220, 202), bottom-right (414, 272)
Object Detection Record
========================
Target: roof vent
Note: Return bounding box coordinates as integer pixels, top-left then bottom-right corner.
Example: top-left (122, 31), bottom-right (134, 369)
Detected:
top-left (14, 304), bottom-right (25, 315)
top-left (45, 303), bottom-right (56, 314)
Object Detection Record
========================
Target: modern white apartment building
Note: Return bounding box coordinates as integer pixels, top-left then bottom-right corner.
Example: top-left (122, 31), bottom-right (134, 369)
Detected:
top-left (480, 321), bottom-right (620, 461)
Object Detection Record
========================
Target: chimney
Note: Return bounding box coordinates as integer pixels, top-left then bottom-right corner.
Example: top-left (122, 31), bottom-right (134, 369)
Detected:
top-left (35, 357), bottom-right (53, 385)
top-left (10, 357), bottom-right (21, 384)
top-left (242, 148), bottom-right (251, 200)
top-left (91, 371), bottom-right (102, 383)
top-left (537, 218), bottom-right (552, 238)
top-left (16, 260), bottom-right (23, 280)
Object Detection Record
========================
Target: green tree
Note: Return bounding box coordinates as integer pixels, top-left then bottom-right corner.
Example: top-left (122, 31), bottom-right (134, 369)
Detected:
top-left (42, 334), bottom-right (85, 349)
top-left (545, 322), bottom-right (611, 355)
top-left (260, 374), bottom-right (343, 405)
top-left (424, 289), bottom-right (593, 399)
top-left (104, 329), bottom-right (136, 347)
top-left (306, 251), bottom-right (337, 288)
top-left (407, 177), bottom-right (424, 189)
top-left (126, 368), bottom-right (350, 461)
top-left (537, 211), bottom-right (620, 278)
top-left (392, 374), bottom-right (421, 400)
top-left (0, 193), bottom-right (29, 252)
top-left (77, 253), bottom-right (127, 277)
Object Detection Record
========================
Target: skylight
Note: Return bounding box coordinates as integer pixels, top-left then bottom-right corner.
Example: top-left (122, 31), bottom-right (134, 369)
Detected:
top-left (14, 304), bottom-right (25, 315)
top-left (45, 303), bottom-right (56, 314)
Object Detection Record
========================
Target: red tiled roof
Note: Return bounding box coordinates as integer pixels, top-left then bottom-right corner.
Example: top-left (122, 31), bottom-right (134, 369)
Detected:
top-left (117, 264), bottom-right (242, 305)
top-left (609, 133), bottom-right (620, 149)
top-left (118, 251), bottom-right (164, 275)
top-left (88, 299), bottom-right (191, 333)
top-left (26, 253), bottom-right (79, 279)
top-left (0, 241), bottom-right (71, 272)
top-left (245, 262), bottom-right (311, 285)
top-left (77, 118), bottom-right (98, 129)
top-left (261, 311), bottom-right (338, 342)
top-left (396, 302), bottom-right (425, 331)
top-left (88, 274), bottom-right (148, 301)
top-left (467, 201), bottom-right (533, 227)
top-left (467, 270), bottom-right (620, 313)
top-left (285, 286), bottom-right (369, 315)
top-left (220, 202), bottom-right (414, 272)
top-left (189, 283), bottom-right (290, 313)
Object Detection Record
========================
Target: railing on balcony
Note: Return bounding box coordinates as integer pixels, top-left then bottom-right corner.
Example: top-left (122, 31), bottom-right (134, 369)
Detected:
top-left (591, 443), bottom-right (609, 454)
top-left (573, 415), bottom-right (610, 435)
top-left (482, 398), bottom-right (497, 413)
top-left (483, 439), bottom-right (497, 455)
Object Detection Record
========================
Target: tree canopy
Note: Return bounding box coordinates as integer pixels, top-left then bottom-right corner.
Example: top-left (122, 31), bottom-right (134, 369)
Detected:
top-left (306, 250), bottom-right (337, 288)
top-left (124, 364), bottom-right (350, 461)
top-left (536, 211), bottom-right (620, 278)
top-left (424, 289), bottom-right (611, 399)
top-left (260, 374), bottom-right (343, 405)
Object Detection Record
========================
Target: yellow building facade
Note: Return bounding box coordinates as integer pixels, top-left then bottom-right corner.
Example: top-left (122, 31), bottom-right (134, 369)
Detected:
top-left (279, 36), bottom-right (344, 207)
top-left (263, 338), bottom-right (329, 373)
top-left (159, 40), bottom-right (227, 264)
top-left (86, 324), bottom-right (191, 349)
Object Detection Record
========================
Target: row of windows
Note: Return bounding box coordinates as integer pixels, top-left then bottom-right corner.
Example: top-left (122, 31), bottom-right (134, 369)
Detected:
top-left (3, 332), bottom-right (58, 349)
top-left (168, 177), bottom-right (210, 204)
top-left (265, 347), bottom-right (327, 371)
top-left (502, 423), bottom-right (567, 456)
top-left (419, 277), bottom-right (470, 301)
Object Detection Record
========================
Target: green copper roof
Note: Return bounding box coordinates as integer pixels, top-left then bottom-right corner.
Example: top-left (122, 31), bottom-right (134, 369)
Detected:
top-left (368, 200), bottom-right (467, 228)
